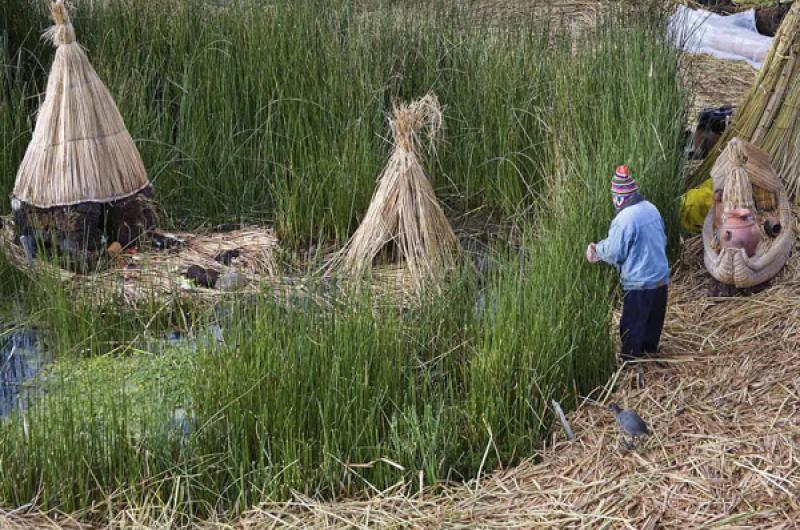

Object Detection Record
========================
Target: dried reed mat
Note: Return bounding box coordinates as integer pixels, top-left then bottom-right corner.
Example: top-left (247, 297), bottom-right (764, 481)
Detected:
top-left (691, 2), bottom-right (800, 197)
top-left (237, 226), bottom-right (800, 529)
top-left (469, 0), bottom-right (611, 29)
top-left (326, 94), bottom-right (460, 295)
top-left (0, 512), bottom-right (87, 530)
top-left (13, 0), bottom-right (150, 209)
top-left (681, 53), bottom-right (757, 129)
top-left (0, 221), bottom-right (279, 306)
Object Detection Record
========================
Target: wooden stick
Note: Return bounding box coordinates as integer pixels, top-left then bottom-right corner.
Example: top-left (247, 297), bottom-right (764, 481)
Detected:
top-left (551, 399), bottom-right (574, 441)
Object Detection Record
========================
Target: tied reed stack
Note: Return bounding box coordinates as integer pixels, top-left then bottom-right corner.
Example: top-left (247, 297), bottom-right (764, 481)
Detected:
top-left (719, 140), bottom-right (756, 213)
top-left (11, 0), bottom-right (155, 266)
top-left (691, 1), bottom-right (800, 200)
top-left (329, 94), bottom-right (460, 293)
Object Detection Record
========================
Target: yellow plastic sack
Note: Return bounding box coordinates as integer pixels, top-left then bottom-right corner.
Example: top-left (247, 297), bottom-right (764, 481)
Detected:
top-left (681, 179), bottom-right (714, 233)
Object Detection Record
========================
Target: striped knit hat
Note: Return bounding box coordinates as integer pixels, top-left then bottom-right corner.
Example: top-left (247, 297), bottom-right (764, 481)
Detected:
top-left (610, 165), bottom-right (639, 196)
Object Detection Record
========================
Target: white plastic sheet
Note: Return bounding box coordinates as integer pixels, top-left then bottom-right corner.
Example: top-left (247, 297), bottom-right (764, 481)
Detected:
top-left (668, 5), bottom-right (774, 69)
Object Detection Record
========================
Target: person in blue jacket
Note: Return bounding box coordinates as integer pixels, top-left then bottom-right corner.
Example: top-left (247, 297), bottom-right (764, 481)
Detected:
top-left (586, 165), bottom-right (670, 362)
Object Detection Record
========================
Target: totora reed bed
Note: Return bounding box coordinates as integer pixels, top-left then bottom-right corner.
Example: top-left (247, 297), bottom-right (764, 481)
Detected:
top-left (222, 232), bottom-right (800, 529)
top-left (1, 229), bottom-right (797, 529)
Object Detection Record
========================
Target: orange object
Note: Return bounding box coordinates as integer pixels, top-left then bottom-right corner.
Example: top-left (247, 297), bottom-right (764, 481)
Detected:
top-left (107, 241), bottom-right (122, 256)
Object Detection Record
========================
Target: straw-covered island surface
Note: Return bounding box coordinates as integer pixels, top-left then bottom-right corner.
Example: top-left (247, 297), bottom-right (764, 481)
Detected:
top-left (0, 0), bottom-right (798, 528)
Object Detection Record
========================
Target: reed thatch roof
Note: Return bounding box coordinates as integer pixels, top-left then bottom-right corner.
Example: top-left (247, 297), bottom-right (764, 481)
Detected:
top-left (711, 137), bottom-right (782, 194)
top-left (12, 0), bottom-right (150, 209)
top-left (691, 1), bottom-right (800, 200)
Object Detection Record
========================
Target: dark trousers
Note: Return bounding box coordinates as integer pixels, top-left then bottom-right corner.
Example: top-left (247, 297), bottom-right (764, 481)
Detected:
top-left (620, 285), bottom-right (668, 358)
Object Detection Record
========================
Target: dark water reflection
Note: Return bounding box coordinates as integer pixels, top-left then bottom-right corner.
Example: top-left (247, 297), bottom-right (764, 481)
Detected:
top-left (0, 321), bottom-right (223, 420)
top-left (0, 329), bottom-right (49, 418)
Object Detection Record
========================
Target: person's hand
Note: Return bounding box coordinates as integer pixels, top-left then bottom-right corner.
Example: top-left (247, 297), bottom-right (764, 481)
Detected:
top-left (586, 243), bottom-right (600, 263)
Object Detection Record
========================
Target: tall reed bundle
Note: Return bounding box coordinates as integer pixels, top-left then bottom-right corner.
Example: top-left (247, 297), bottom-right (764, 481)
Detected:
top-left (721, 167), bottom-right (755, 213)
top-left (328, 94), bottom-right (460, 292)
top-left (717, 139), bottom-right (757, 212)
top-left (12, 0), bottom-right (150, 209)
top-left (691, 2), bottom-right (800, 200)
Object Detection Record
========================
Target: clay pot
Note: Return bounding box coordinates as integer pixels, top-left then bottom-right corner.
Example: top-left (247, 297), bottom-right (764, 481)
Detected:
top-left (720, 208), bottom-right (760, 257)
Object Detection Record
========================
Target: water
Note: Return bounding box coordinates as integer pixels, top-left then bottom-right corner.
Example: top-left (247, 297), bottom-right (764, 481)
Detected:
top-left (162, 324), bottom-right (224, 352)
top-left (0, 329), bottom-right (49, 418)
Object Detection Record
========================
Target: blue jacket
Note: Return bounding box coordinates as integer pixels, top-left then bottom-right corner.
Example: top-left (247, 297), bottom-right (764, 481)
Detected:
top-left (596, 199), bottom-right (670, 291)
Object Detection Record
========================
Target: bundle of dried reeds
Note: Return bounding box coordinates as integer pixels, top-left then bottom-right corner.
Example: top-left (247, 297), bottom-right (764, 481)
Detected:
top-left (720, 140), bottom-right (756, 212)
top-left (327, 94), bottom-right (460, 293)
top-left (12, 0), bottom-right (150, 209)
top-left (691, 2), bottom-right (800, 200)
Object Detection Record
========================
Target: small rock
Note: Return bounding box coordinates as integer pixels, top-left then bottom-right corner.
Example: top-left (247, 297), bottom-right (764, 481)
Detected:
top-left (214, 249), bottom-right (241, 266)
top-left (215, 271), bottom-right (248, 291)
top-left (186, 265), bottom-right (219, 288)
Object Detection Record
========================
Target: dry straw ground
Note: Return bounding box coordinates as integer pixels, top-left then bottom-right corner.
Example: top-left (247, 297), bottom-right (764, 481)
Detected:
top-left (683, 54), bottom-right (757, 127)
top-left (0, 222), bottom-right (279, 305)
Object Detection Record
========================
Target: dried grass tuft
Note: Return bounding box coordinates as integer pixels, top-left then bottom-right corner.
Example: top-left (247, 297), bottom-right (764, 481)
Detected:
top-left (326, 94), bottom-right (460, 295)
top-left (0, 512), bottom-right (87, 530)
